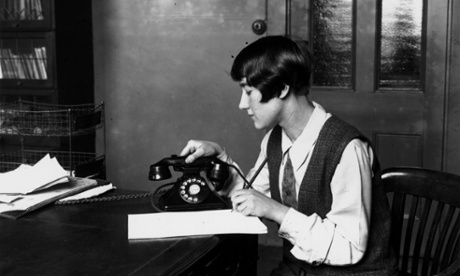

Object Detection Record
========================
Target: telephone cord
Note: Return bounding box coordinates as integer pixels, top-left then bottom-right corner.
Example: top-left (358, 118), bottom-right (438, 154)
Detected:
top-left (55, 183), bottom-right (171, 205)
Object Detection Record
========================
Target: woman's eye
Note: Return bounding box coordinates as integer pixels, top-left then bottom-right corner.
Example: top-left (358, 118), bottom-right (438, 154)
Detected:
top-left (244, 89), bottom-right (252, 96)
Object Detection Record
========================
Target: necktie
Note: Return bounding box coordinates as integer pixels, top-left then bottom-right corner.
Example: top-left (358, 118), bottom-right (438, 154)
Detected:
top-left (282, 152), bottom-right (297, 209)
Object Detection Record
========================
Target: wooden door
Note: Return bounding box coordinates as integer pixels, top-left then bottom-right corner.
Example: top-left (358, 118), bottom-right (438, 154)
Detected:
top-left (281, 0), bottom-right (453, 171)
top-left (445, 1), bottom-right (460, 174)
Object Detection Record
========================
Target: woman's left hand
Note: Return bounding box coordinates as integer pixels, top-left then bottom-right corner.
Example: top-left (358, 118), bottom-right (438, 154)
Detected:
top-left (231, 189), bottom-right (290, 224)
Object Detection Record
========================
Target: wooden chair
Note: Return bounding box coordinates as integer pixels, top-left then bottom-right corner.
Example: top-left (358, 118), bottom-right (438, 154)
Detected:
top-left (381, 167), bottom-right (460, 276)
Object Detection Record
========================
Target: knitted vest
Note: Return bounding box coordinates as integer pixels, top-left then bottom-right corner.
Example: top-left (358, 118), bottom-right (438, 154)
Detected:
top-left (267, 116), bottom-right (397, 275)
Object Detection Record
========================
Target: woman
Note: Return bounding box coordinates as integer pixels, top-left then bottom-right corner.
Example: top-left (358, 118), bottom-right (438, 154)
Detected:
top-left (180, 36), bottom-right (398, 275)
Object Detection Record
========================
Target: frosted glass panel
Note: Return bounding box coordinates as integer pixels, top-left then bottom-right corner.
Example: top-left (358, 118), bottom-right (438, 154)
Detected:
top-left (312, 0), bottom-right (353, 88)
top-left (379, 0), bottom-right (423, 89)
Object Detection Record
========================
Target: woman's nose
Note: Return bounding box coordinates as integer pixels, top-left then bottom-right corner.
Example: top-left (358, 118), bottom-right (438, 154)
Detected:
top-left (239, 91), bottom-right (249, 110)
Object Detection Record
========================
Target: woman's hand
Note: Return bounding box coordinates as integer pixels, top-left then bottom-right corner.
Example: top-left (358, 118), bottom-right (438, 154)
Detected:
top-left (231, 189), bottom-right (290, 224)
top-left (180, 140), bottom-right (225, 163)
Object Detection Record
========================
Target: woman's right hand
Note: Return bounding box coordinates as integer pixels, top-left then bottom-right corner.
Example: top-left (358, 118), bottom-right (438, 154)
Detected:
top-left (179, 140), bottom-right (225, 163)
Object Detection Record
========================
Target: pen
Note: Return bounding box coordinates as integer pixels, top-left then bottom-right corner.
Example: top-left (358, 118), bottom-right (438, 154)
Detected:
top-left (230, 157), bottom-right (268, 212)
top-left (243, 157), bottom-right (268, 189)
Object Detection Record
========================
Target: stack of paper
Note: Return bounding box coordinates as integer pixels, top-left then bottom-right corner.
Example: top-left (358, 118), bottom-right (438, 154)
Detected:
top-left (0, 154), bottom-right (68, 195)
top-left (128, 209), bottom-right (268, 240)
top-left (0, 154), bottom-right (114, 219)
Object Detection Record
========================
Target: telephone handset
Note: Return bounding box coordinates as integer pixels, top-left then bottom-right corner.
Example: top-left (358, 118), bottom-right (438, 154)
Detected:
top-left (149, 155), bottom-right (231, 211)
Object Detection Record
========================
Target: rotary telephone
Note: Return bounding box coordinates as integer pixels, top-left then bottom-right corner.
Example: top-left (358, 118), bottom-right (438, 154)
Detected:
top-left (148, 155), bottom-right (231, 211)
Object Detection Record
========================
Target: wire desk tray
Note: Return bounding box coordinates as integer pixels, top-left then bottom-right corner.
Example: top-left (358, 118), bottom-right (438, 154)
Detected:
top-left (0, 101), bottom-right (104, 137)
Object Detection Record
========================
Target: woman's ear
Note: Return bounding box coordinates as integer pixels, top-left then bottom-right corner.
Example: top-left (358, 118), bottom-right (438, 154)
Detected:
top-left (279, 85), bottom-right (290, 99)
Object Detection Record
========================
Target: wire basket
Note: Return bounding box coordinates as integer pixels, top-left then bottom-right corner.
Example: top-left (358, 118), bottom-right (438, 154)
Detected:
top-left (0, 101), bottom-right (104, 137)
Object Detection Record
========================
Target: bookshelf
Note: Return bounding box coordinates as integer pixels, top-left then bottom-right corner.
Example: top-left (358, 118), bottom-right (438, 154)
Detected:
top-left (0, 0), bottom-right (94, 104)
top-left (0, 35), bottom-right (49, 81)
top-left (0, 0), bottom-right (102, 177)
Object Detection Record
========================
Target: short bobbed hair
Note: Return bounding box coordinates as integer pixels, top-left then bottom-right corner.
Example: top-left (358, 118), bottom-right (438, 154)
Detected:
top-left (230, 35), bottom-right (312, 103)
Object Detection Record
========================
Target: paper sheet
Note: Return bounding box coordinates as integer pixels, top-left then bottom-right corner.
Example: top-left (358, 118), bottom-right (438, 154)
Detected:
top-left (128, 209), bottom-right (267, 239)
top-left (0, 154), bottom-right (68, 194)
top-left (0, 178), bottom-right (114, 219)
top-left (57, 184), bottom-right (115, 202)
top-left (0, 179), bottom-right (97, 215)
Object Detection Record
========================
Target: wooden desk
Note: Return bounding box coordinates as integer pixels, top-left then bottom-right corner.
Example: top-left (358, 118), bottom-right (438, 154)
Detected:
top-left (0, 190), bottom-right (258, 275)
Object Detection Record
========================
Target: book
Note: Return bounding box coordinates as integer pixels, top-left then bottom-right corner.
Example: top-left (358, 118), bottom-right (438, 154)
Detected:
top-left (35, 47), bottom-right (47, 79)
top-left (128, 209), bottom-right (268, 240)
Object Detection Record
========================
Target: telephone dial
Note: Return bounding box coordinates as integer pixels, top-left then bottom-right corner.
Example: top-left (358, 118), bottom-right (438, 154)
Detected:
top-left (149, 155), bottom-right (231, 211)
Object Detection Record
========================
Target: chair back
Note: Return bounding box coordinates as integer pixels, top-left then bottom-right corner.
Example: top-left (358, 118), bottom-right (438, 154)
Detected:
top-left (382, 167), bottom-right (460, 276)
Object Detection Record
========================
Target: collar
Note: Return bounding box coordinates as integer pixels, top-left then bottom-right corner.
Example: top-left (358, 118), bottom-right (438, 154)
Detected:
top-left (280, 102), bottom-right (330, 170)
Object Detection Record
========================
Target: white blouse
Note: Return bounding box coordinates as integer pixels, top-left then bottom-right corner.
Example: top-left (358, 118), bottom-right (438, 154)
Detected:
top-left (221, 102), bottom-right (374, 266)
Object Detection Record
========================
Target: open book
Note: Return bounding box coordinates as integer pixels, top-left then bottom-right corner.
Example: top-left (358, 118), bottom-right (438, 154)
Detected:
top-left (128, 209), bottom-right (268, 240)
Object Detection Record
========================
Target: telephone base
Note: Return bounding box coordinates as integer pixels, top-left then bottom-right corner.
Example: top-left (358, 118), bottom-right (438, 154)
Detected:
top-left (152, 182), bottom-right (231, 212)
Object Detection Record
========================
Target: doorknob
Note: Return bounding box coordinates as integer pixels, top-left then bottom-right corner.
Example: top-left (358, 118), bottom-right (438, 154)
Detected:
top-left (252, 19), bottom-right (267, 35)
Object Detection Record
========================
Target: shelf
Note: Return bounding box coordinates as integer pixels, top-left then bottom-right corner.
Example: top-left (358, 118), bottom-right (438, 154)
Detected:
top-left (0, 0), bottom-right (51, 29)
top-left (0, 43), bottom-right (47, 80)
top-left (0, 32), bottom-right (53, 88)
top-left (0, 101), bottom-right (104, 137)
top-left (0, 0), bottom-right (94, 103)
top-left (0, 0), bottom-right (100, 177)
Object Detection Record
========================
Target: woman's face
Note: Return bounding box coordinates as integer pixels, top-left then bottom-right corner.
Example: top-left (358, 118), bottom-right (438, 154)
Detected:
top-left (238, 79), bottom-right (283, 130)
